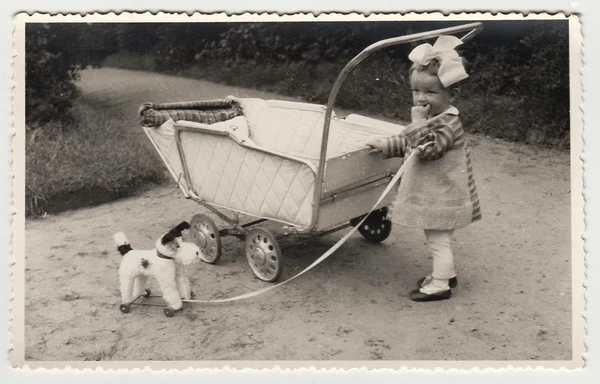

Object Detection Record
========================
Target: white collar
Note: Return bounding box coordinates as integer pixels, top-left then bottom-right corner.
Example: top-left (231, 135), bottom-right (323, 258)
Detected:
top-left (425, 106), bottom-right (459, 123)
top-left (445, 106), bottom-right (460, 116)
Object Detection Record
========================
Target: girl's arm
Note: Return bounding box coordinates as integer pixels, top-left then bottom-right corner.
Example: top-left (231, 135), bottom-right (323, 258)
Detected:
top-left (366, 119), bottom-right (430, 159)
top-left (366, 114), bottom-right (461, 159)
top-left (365, 105), bottom-right (430, 157)
top-left (418, 118), bottom-right (459, 160)
top-left (365, 132), bottom-right (409, 159)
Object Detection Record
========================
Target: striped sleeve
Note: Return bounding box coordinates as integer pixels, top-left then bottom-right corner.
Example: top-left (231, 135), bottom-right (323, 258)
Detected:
top-left (419, 115), bottom-right (464, 160)
top-left (382, 133), bottom-right (409, 159)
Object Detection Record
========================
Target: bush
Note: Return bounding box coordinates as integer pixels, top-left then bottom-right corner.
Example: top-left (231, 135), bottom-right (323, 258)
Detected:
top-left (26, 24), bottom-right (81, 128)
top-left (25, 100), bottom-right (167, 216)
top-left (26, 23), bottom-right (120, 128)
top-left (458, 23), bottom-right (570, 147)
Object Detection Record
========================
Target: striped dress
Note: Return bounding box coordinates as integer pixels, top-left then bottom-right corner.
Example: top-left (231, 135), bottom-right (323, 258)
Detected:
top-left (383, 106), bottom-right (481, 230)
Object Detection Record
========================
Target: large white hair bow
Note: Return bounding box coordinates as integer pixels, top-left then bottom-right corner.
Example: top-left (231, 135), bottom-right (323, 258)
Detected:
top-left (408, 35), bottom-right (468, 88)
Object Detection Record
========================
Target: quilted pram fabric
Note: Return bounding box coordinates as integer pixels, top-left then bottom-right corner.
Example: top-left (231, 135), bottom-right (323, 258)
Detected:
top-left (236, 98), bottom-right (405, 163)
top-left (145, 116), bottom-right (317, 227)
top-left (139, 98), bottom-right (242, 127)
top-left (143, 97), bottom-right (406, 228)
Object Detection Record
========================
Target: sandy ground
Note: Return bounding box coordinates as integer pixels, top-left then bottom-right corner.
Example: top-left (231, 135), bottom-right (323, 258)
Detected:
top-left (23, 68), bottom-right (572, 361)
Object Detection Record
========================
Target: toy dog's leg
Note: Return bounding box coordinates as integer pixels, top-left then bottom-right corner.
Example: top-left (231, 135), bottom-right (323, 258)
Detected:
top-left (158, 274), bottom-right (183, 311)
top-left (119, 272), bottom-right (136, 305)
top-left (175, 264), bottom-right (192, 299)
top-left (176, 276), bottom-right (192, 300)
top-left (133, 275), bottom-right (148, 298)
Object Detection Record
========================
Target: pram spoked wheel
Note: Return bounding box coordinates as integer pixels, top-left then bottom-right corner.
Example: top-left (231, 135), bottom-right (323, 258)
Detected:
top-left (190, 213), bottom-right (222, 264)
top-left (245, 228), bottom-right (283, 283)
top-left (351, 207), bottom-right (392, 243)
top-left (119, 304), bottom-right (130, 314)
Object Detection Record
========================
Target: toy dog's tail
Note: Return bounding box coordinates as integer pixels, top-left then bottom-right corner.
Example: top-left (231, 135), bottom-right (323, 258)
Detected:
top-left (113, 232), bottom-right (132, 256)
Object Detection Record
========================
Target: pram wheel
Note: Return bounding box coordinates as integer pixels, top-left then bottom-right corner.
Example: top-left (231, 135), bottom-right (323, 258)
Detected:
top-left (119, 304), bottom-right (130, 314)
top-left (190, 213), bottom-right (222, 264)
top-left (351, 207), bottom-right (392, 243)
top-left (245, 228), bottom-right (283, 283)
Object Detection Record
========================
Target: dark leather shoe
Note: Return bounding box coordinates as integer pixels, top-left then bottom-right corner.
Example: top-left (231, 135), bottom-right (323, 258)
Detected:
top-left (409, 288), bottom-right (452, 302)
top-left (417, 276), bottom-right (458, 289)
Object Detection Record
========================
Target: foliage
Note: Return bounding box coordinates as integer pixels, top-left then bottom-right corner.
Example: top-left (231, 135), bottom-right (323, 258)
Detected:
top-left (458, 24), bottom-right (570, 146)
top-left (195, 23), bottom-right (370, 66)
top-left (26, 24), bottom-right (81, 128)
top-left (25, 23), bottom-right (120, 128)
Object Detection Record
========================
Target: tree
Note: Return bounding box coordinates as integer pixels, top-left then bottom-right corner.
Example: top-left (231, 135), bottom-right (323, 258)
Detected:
top-left (25, 23), bottom-right (120, 128)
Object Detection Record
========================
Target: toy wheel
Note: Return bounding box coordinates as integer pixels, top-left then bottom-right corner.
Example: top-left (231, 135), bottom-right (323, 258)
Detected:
top-left (143, 289), bottom-right (152, 298)
top-left (119, 304), bottom-right (130, 314)
top-left (190, 213), bottom-right (222, 264)
top-left (351, 207), bottom-right (392, 243)
top-left (245, 228), bottom-right (283, 283)
top-left (164, 307), bottom-right (175, 317)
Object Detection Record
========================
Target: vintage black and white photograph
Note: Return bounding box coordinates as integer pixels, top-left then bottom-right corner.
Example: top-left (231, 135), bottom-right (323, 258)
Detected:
top-left (12, 12), bottom-right (583, 369)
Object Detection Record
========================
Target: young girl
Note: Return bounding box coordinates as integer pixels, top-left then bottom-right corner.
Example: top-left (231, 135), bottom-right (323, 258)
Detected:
top-left (366, 35), bottom-right (481, 302)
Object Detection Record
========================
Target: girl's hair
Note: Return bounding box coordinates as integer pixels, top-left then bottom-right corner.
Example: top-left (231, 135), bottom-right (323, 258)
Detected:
top-left (409, 59), bottom-right (442, 78)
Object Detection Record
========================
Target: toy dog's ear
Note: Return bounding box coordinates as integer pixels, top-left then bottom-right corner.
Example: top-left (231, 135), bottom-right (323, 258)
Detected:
top-left (171, 221), bottom-right (190, 240)
top-left (161, 231), bottom-right (176, 245)
top-left (161, 221), bottom-right (190, 246)
top-left (174, 221), bottom-right (190, 233)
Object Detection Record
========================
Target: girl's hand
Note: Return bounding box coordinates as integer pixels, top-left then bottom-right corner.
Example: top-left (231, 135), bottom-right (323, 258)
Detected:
top-left (416, 140), bottom-right (435, 153)
top-left (417, 134), bottom-right (441, 160)
top-left (365, 138), bottom-right (387, 155)
top-left (411, 105), bottom-right (430, 123)
top-left (366, 134), bottom-right (408, 158)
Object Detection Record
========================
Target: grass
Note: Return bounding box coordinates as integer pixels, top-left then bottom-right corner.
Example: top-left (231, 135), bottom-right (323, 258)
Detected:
top-left (25, 99), bottom-right (168, 217)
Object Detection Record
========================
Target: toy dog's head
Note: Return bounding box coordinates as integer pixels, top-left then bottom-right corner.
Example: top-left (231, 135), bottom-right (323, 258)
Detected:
top-left (155, 221), bottom-right (203, 266)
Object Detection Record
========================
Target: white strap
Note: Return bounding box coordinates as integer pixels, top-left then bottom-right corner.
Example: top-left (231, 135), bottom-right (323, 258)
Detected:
top-left (183, 150), bottom-right (419, 304)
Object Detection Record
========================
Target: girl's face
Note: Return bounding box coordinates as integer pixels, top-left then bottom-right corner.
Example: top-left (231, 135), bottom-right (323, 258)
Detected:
top-left (410, 70), bottom-right (455, 117)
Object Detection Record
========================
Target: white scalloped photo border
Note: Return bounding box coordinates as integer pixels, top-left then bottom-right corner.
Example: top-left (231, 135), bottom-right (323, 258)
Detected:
top-left (9, 11), bottom-right (585, 372)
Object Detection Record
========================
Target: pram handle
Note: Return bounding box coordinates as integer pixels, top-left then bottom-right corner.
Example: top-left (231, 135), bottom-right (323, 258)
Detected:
top-left (309, 22), bottom-right (484, 232)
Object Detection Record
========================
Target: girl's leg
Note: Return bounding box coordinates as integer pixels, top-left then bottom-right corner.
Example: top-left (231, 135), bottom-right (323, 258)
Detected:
top-left (425, 229), bottom-right (455, 279)
top-left (422, 229), bottom-right (455, 293)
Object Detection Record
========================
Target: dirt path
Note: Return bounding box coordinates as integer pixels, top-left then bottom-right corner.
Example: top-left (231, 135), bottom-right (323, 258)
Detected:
top-left (24, 68), bottom-right (572, 361)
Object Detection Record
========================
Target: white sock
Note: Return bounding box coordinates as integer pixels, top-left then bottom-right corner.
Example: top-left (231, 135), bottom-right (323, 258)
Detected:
top-left (420, 278), bottom-right (450, 294)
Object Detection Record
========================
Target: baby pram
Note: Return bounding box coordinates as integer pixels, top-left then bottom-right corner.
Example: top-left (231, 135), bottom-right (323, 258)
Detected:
top-left (140, 22), bottom-right (483, 283)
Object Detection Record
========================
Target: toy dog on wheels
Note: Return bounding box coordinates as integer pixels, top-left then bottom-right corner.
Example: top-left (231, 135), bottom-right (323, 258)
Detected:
top-left (114, 221), bottom-right (203, 317)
